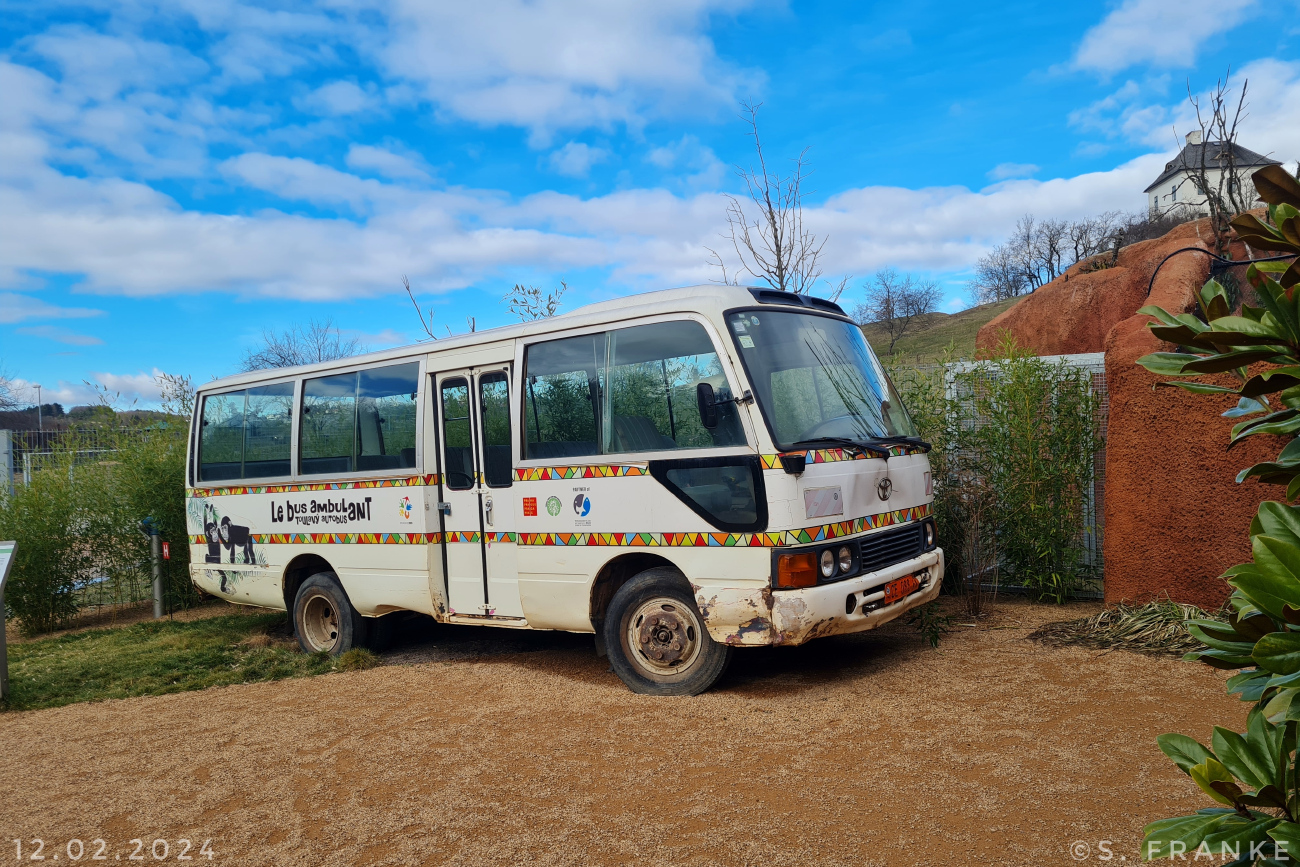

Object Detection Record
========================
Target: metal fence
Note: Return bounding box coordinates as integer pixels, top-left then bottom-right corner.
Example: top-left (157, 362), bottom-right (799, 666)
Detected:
top-left (894, 352), bottom-right (1109, 597)
top-left (1, 427), bottom-right (162, 611)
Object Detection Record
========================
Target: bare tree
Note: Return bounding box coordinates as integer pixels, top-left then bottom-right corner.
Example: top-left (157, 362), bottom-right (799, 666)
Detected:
top-left (853, 268), bottom-right (941, 353)
top-left (504, 281), bottom-right (567, 322)
top-left (707, 101), bottom-right (846, 300)
top-left (241, 318), bottom-right (364, 371)
top-left (403, 276), bottom-right (476, 340)
top-left (155, 372), bottom-right (195, 418)
top-left (0, 368), bottom-right (18, 411)
top-left (1182, 73), bottom-right (1251, 254)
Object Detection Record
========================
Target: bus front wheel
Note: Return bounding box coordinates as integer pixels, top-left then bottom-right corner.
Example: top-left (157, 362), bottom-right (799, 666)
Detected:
top-left (604, 568), bottom-right (732, 696)
top-left (293, 572), bottom-right (363, 656)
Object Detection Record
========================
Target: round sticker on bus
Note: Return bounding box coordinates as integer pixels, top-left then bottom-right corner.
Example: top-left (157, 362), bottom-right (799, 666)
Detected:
top-left (545, 496), bottom-right (563, 516)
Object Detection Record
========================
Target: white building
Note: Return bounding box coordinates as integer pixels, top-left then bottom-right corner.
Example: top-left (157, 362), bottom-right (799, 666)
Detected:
top-left (1144, 131), bottom-right (1280, 218)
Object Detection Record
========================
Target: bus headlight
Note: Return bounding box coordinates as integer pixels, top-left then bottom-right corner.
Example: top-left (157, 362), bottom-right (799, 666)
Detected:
top-left (819, 549), bottom-right (836, 579)
top-left (924, 521), bottom-right (936, 549)
top-left (837, 545), bottom-right (853, 574)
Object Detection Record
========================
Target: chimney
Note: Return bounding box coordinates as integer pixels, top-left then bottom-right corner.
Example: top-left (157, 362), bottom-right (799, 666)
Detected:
top-left (1185, 130), bottom-right (1203, 145)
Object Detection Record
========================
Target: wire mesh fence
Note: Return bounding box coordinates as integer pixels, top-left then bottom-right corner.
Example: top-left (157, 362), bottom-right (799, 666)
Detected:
top-left (1, 427), bottom-right (179, 613)
top-left (890, 352), bottom-right (1109, 600)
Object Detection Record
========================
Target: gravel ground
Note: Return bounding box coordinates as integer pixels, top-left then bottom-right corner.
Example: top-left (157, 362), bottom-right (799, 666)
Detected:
top-left (0, 598), bottom-right (1241, 866)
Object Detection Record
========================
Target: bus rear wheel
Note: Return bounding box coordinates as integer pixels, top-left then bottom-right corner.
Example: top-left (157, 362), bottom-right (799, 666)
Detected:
top-left (604, 568), bottom-right (731, 696)
top-left (293, 572), bottom-right (363, 656)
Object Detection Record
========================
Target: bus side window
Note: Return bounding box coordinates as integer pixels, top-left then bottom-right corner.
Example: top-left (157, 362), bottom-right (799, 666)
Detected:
top-left (301, 372), bottom-right (358, 475)
top-left (358, 362), bottom-right (419, 471)
top-left (441, 379), bottom-right (474, 490)
top-left (522, 334), bottom-right (605, 460)
top-left (606, 320), bottom-right (745, 453)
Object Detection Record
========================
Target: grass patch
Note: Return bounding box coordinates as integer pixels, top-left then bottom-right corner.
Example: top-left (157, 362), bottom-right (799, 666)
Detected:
top-left (862, 297), bottom-right (1022, 363)
top-left (1028, 599), bottom-right (1226, 656)
top-left (2, 612), bottom-right (375, 712)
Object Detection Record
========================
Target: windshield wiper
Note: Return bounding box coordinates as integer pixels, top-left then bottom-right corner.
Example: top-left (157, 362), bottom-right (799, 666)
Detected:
top-left (868, 435), bottom-right (933, 453)
top-left (788, 437), bottom-right (891, 459)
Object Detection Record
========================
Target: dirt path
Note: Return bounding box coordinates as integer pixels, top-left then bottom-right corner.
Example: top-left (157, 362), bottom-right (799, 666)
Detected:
top-left (0, 600), bottom-right (1241, 866)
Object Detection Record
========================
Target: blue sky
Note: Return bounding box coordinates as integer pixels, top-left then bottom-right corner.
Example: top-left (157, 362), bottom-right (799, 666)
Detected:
top-left (1, 0), bottom-right (1297, 408)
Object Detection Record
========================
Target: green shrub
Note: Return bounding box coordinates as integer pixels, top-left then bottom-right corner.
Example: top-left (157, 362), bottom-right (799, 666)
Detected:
top-left (1132, 166), bottom-right (1300, 861)
top-left (890, 340), bottom-right (1103, 607)
top-left (0, 421), bottom-right (197, 635)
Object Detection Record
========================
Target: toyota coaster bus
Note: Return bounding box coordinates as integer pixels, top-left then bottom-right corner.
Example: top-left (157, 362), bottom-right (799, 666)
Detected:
top-left (186, 285), bottom-right (943, 695)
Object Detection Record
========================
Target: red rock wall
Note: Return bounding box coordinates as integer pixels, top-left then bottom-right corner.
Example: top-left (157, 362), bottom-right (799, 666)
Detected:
top-left (975, 219), bottom-right (1274, 609)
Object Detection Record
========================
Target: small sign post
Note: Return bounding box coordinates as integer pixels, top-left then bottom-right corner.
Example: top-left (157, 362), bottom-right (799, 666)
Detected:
top-left (162, 542), bottom-right (170, 560)
top-left (0, 540), bottom-right (15, 701)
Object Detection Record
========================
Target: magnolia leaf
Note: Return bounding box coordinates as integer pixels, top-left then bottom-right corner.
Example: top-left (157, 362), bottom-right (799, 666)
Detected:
top-left (1236, 463), bottom-right (1300, 486)
top-left (1138, 304), bottom-right (1190, 327)
top-left (1187, 622), bottom-right (1255, 654)
top-left (1262, 687), bottom-right (1300, 724)
top-left (1184, 349), bottom-right (1285, 375)
top-left (1230, 561), bottom-right (1300, 621)
top-left (1136, 351), bottom-right (1205, 376)
top-left (1164, 382), bottom-right (1244, 396)
top-left (1158, 733), bottom-right (1216, 775)
top-left (1253, 631), bottom-right (1300, 675)
top-left (1142, 811), bottom-right (1236, 860)
top-left (1241, 369), bottom-right (1300, 399)
top-left (1231, 212), bottom-right (1287, 250)
top-left (1224, 396), bottom-right (1270, 419)
top-left (1253, 165), bottom-right (1300, 210)
top-left (1212, 726), bottom-right (1275, 790)
top-left (1280, 259), bottom-right (1300, 291)
top-left (1202, 817), bottom-right (1283, 858)
top-left (1226, 669), bottom-right (1272, 702)
top-left (1289, 475), bottom-right (1300, 503)
top-left (1200, 279), bottom-right (1233, 321)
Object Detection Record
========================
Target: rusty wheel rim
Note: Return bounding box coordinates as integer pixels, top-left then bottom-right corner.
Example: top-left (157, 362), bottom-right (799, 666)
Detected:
top-left (301, 592), bottom-right (341, 652)
top-left (627, 597), bottom-right (702, 677)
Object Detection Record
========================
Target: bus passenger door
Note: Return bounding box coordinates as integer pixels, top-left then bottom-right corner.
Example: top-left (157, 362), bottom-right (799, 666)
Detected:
top-left (434, 368), bottom-right (523, 619)
top-left (476, 367), bottom-right (523, 619)
top-left (436, 372), bottom-right (486, 615)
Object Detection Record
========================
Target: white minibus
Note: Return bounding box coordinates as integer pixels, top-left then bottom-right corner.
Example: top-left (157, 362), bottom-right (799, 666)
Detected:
top-left (186, 285), bottom-right (943, 695)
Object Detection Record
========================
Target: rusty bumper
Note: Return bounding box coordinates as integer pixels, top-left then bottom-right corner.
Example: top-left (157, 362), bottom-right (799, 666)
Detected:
top-left (694, 549), bottom-right (944, 647)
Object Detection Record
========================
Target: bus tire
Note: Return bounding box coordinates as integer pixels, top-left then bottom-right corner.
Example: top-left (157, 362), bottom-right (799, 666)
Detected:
top-left (604, 568), bottom-right (731, 696)
top-left (293, 572), bottom-right (363, 656)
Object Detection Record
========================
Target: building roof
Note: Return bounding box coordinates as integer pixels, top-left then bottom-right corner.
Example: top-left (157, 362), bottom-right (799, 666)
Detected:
top-left (1144, 141), bottom-right (1281, 193)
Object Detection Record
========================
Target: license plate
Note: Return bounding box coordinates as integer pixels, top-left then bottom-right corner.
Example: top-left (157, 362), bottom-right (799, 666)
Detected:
top-left (882, 573), bottom-right (920, 605)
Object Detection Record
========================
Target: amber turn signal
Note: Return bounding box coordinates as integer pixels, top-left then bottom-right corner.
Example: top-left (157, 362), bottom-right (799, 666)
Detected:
top-left (776, 552), bottom-right (819, 588)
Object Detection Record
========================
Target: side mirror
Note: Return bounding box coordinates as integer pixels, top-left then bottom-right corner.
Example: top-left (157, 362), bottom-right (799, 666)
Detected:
top-left (696, 382), bottom-right (719, 429)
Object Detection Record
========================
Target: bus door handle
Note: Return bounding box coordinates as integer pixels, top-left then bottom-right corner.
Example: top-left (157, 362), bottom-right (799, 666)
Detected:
top-left (484, 496), bottom-right (494, 526)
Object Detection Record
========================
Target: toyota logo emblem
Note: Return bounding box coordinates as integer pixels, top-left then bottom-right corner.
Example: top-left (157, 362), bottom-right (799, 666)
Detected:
top-left (877, 478), bottom-right (893, 500)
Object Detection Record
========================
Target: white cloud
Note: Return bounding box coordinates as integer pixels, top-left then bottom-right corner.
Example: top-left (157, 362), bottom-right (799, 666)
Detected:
top-left (379, 0), bottom-right (758, 135)
top-left (546, 142), bottom-right (609, 178)
top-left (0, 293), bottom-right (104, 324)
top-left (1068, 60), bottom-right (1300, 160)
top-left (15, 325), bottom-right (104, 346)
top-left (7, 371), bottom-right (163, 407)
top-left (987, 162), bottom-right (1039, 181)
top-left (1074, 0), bottom-right (1259, 73)
top-left (645, 134), bottom-right (726, 188)
top-left (345, 144), bottom-right (431, 181)
top-left (298, 80), bottom-right (378, 116)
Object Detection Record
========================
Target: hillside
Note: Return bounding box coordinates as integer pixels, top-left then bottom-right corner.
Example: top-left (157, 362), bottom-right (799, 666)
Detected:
top-left (862, 297), bottom-right (1022, 363)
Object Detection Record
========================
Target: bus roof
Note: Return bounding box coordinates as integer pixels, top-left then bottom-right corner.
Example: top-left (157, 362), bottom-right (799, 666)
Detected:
top-left (198, 283), bottom-right (845, 392)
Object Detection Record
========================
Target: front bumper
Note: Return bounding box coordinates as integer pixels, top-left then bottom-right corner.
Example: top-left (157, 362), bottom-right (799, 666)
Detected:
top-left (694, 548), bottom-right (944, 646)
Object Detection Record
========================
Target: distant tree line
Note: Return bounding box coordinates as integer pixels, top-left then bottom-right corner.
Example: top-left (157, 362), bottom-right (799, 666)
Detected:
top-left (969, 210), bottom-right (1184, 304)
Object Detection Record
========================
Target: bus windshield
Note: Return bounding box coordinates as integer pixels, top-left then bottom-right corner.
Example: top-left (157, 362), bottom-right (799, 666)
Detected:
top-left (725, 309), bottom-right (917, 449)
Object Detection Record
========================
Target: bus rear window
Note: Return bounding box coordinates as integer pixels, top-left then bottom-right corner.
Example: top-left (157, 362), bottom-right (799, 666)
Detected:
top-left (198, 383), bottom-right (294, 482)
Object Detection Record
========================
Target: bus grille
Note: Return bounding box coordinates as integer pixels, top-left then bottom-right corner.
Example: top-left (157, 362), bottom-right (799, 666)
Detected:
top-left (859, 523), bottom-right (925, 575)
